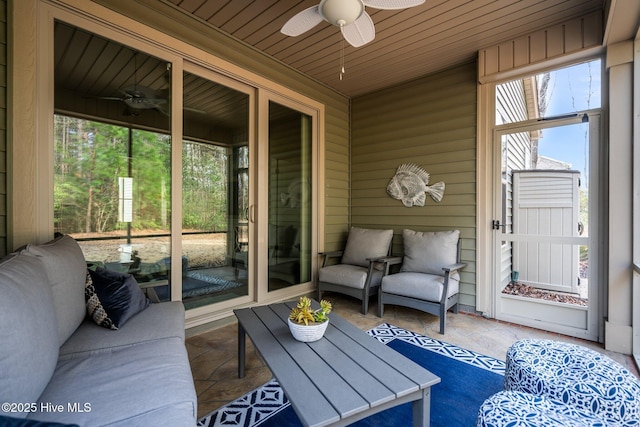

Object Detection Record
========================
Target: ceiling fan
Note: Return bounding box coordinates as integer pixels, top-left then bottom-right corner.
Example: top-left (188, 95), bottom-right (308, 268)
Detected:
top-left (281, 0), bottom-right (425, 48)
top-left (99, 85), bottom-right (168, 114)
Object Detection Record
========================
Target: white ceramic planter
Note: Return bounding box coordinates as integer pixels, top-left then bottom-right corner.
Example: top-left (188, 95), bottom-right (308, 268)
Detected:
top-left (287, 318), bottom-right (329, 342)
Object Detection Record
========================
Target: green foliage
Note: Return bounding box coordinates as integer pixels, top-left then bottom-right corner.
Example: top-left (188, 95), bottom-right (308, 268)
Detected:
top-left (289, 296), bottom-right (332, 325)
top-left (182, 141), bottom-right (228, 231)
top-left (54, 115), bottom-right (231, 235)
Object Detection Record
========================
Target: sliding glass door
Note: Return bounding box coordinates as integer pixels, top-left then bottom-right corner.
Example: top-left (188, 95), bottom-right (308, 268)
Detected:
top-left (267, 101), bottom-right (313, 291)
top-left (53, 21), bottom-right (174, 295)
top-left (180, 69), bottom-right (252, 309)
top-left (52, 15), bottom-right (320, 318)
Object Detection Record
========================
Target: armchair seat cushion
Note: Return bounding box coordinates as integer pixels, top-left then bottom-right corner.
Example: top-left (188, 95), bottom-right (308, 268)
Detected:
top-left (319, 264), bottom-right (384, 289)
top-left (381, 271), bottom-right (459, 301)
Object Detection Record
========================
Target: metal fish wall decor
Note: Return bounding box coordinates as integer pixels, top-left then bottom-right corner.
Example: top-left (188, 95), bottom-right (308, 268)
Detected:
top-left (386, 163), bottom-right (445, 207)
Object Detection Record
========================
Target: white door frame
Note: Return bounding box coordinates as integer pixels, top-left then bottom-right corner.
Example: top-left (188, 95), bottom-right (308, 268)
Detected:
top-left (491, 114), bottom-right (600, 341)
top-left (633, 37), bottom-right (640, 367)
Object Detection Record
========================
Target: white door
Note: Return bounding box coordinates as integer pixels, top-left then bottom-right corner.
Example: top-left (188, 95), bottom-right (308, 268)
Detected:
top-left (512, 170), bottom-right (581, 294)
top-left (493, 115), bottom-right (599, 340)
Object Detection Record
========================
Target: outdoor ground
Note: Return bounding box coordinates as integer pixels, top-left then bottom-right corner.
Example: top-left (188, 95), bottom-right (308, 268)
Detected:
top-left (502, 282), bottom-right (588, 306)
top-left (73, 231), bottom-right (228, 268)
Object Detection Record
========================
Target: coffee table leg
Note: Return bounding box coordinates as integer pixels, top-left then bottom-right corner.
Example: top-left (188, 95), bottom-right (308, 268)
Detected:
top-left (238, 322), bottom-right (246, 378)
top-left (412, 388), bottom-right (430, 427)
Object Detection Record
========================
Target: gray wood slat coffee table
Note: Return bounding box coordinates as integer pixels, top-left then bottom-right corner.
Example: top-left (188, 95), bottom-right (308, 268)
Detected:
top-left (234, 302), bottom-right (440, 427)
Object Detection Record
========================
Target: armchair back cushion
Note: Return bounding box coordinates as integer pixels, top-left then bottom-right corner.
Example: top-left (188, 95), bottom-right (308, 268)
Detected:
top-left (400, 229), bottom-right (459, 275)
top-left (341, 227), bottom-right (394, 267)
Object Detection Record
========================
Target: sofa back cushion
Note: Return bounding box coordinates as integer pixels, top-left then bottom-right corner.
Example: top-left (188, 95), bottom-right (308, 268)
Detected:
top-left (341, 227), bottom-right (394, 267)
top-left (0, 253), bottom-right (59, 410)
top-left (25, 235), bottom-right (87, 346)
top-left (400, 229), bottom-right (460, 275)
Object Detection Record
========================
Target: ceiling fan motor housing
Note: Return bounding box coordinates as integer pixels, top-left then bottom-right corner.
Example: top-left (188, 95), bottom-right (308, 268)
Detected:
top-left (319, 0), bottom-right (365, 27)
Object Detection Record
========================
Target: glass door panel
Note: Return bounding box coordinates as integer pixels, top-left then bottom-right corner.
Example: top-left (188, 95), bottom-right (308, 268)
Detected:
top-left (54, 22), bottom-right (173, 298)
top-left (181, 71), bottom-right (250, 309)
top-left (268, 101), bottom-right (312, 291)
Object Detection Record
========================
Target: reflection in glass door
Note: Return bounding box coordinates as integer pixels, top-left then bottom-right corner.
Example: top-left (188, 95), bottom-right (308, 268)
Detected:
top-left (53, 22), bottom-right (174, 300)
top-left (268, 101), bottom-right (312, 291)
top-left (181, 70), bottom-right (250, 309)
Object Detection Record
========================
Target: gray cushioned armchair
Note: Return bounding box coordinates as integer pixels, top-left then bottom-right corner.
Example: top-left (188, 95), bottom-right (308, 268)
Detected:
top-left (377, 229), bottom-right (466, 334)
top-left (318, 227), bottom-right (394, 314)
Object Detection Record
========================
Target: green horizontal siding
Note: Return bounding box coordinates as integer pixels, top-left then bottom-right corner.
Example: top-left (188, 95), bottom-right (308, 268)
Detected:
top-left (351, 62), bottom-right (478, 310)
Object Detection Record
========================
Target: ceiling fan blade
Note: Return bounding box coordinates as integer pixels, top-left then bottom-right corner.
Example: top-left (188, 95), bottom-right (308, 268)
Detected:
top-left (363, 0), bottom-right (425, 10)
top-left (144, 98), bottom-right (168, 104)
top-left (281, 5), bottom-right (323, 36)
top-left (97, 96), bottom-right (124, 101)
top-left (341, 12), bottom-right (375, 47)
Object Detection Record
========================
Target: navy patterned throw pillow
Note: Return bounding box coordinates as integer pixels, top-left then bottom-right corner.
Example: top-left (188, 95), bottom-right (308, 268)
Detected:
top-left (85, 267), bottom-right (150, 330)
top-left (85, 271), bottom-right (116, 330)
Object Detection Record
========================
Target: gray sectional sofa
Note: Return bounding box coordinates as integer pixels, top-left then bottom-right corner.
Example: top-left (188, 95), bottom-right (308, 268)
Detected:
top-left (0, 235), bottom-right (197, 426)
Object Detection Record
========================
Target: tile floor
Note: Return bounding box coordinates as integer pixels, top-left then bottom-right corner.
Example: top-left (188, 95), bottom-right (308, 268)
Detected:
top-left (186, 292), bottom-right (640, 420)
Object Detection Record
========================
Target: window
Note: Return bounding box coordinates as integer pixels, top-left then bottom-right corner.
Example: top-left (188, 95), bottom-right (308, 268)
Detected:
top-left (496, 59), bottom-right (601, 125)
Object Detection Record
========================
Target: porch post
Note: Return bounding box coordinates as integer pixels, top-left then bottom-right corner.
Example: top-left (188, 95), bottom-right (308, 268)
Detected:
top-left (605, 40), bottom-right (634, 354)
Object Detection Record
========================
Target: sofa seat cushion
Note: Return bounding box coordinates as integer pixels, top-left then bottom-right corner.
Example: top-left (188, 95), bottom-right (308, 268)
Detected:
top-left (477, 391), bottom-right (606, 427)
top-left (59, 301), bottom-right (186, 357)
top-left (319, 264), bottom-right (384, 289)
top-left (381, 271), bottom-right (459, 301)
top-left (29, 337), bottom-right (197, 427)
top-left (0, 253), bottom-right (59, 411)
top-left (24, 235), bottom-right (87, 345)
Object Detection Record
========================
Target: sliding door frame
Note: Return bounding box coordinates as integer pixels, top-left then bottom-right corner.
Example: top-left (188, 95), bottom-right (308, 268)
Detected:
top-left (32, 0), bottom-right (325, 329)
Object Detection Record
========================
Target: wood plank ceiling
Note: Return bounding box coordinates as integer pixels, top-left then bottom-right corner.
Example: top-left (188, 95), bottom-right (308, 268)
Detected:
top-left (166, 0), bottom-right (605, 97)
top-left (53, 0), bottom-right (606, 130)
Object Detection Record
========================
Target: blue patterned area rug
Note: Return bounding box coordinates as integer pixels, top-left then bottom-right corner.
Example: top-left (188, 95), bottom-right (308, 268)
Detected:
top-left (198, 323), bottom-right (505, 427)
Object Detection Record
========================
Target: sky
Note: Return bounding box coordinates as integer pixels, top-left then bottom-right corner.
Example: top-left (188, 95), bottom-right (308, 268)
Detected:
top-left (534, 60), bottom-right (601, 189)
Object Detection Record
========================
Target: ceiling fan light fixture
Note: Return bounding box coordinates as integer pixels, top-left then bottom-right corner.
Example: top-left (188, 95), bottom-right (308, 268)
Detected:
top-left (319, 0), bottom-right (364, 27)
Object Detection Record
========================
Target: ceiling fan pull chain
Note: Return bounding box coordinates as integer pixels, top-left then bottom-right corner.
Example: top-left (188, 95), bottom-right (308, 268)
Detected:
top-left (340, 35), bottom-right (345, 81)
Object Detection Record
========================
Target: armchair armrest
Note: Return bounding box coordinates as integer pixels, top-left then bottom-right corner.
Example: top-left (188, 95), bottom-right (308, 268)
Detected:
top-left (367, 255), bottom-right (403, 275)
top-left (138, 279), bottom-right (169, 303)
top-left (367, 255), bottom-right (403, 266)
top-left (320, 251), bottom-right (343, 258)
top-left (318, 251), bottom-right (344, 267)
top-left (442, 262), bottom-right (467, 274)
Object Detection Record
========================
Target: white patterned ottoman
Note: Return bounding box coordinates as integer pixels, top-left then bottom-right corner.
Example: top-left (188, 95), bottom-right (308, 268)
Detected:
top-left (477, 390), bottom-right (606, 427)
top-left (503, 339), bottom-right (640, 425)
